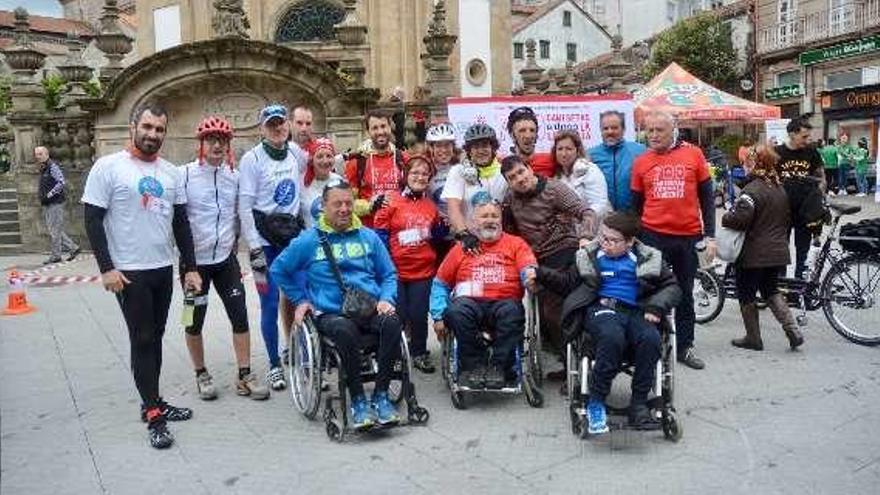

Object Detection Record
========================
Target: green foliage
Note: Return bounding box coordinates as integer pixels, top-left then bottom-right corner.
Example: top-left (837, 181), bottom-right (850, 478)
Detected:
top-left (713, 134), bottom-right (748, 162)
top-left (42, 74), bottom-right (67, 111)
top-left (643, 12), bottom-right (739, 91)
top-left (84, 79), bottom-right (102, 98)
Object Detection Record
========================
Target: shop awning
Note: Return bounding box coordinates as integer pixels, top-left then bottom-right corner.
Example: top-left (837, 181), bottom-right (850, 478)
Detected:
top-left (634, 62), bottom-right (781, 123)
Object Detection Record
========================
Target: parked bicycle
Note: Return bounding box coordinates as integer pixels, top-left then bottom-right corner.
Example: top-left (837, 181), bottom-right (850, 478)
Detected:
top-left (693, 201), bottom-right (880, 346)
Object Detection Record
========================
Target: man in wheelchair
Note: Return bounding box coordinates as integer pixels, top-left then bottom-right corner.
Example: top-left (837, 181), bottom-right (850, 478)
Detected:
top-left (271, 180), bottom-right (402, 431)
top-left (430, 195), bottom-right (538, 389)
top-left (538, 212), bottom-right (681, 434)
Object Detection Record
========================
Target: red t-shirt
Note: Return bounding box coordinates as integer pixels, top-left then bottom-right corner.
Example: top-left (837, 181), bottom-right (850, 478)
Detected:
top-left (631, 145), bottom-right (711, 236)
top-left (436, 233), bottom-right (537, 301)
top-left (373, 192), bottom-right (439, 281)
top-left (345, 151), bottom-right (407, 226)
top-left (527, 152), bottom-right (556, 177)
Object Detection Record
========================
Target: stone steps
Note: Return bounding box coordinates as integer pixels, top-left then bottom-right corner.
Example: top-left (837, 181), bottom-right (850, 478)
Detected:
top-left (0, 188), bottom-right (23, 254)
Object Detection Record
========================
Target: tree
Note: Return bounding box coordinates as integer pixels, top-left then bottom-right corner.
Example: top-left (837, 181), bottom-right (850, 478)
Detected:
top-left (643, 12), bottom-right (738, 91)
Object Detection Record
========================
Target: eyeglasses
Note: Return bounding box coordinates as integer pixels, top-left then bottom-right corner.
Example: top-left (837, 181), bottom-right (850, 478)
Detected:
top-left (599, 234), bottom-right (627, 246)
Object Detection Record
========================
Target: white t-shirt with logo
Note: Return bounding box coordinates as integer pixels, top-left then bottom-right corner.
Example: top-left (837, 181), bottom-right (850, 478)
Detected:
top-left (238, 143), bottom-right (303, 247)
top-left (182, 161), bottom-right (239, 266)
top-left (441, 162), bottom-right (508, 219)
top-left (81, 150), bottom-right (185, 271)
top-left (301, 172), bottom-right (342, 229)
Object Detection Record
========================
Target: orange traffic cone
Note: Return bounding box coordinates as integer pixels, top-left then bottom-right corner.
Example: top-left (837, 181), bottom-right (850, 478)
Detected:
top-left (2, 270), bottom-right (36, 315)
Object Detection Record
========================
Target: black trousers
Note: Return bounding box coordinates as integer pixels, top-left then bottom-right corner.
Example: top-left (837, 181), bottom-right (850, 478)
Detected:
top-left (115, 266), bottom-right (173, 409)
top-left (181, 255), bottom-right (248, 335)
top-left (315, 313), bottom-right (402, 399)
top-left (538, 248), bottom-right (577, 357)
top-left (397, 278), bottom-right (431, 357)
top-left (735, 265), bottom-right (784, 304)
top-left (639, 229), bottom-right (699, 352)
top-left (444, 297), bottom-right (524, 372)
top-left (792, 225), bottom-right (812, 279)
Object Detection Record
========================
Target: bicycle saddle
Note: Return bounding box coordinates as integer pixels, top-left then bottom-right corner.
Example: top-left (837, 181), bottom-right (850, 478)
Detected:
top-left (828, 202), bottom-right (861, 215)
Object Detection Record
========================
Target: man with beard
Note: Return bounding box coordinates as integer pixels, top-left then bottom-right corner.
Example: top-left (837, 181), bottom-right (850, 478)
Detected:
top-left (506, 106), bottom-right (556, 178)
top-left (82, 102), bottom-right (202, 449)
top-left (430, 195), bottom-right (538, 389)
top-left (239, 104), bottom-right (306, 392)
top-left (630, 111), bottom-right (715, 371)
top-left (589, 110), bottom-right (646, 212)
top-left (345, 109), bottom-right (407, 227)
top-left (500, 155), bottom-right (596, 380)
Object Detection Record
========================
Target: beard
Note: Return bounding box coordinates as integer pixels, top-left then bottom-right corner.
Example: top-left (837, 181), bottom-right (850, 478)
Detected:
top-left (134, 132), bottom-right (163, 155)
top-left (517, 140), bottom-right (535, 155)
top-left (372, 134), bottom-right (390, 150)
top-left (477, 224), bottom-right (501, 242)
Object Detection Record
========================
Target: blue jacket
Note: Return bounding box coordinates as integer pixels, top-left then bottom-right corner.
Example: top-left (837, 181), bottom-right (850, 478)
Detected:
top-left (271, 214), bottom-right (398, 315)
top-left (588, 140), bottom-right (646, 212)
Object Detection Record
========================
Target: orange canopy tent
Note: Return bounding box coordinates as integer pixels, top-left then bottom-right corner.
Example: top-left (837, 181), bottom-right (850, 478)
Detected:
top-left (634, 62), bottom-right (780, 124)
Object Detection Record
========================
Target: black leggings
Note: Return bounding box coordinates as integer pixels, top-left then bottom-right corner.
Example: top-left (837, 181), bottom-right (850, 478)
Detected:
top-left (735, 265), bottom-right (784, 304)
top-left (315, 313), bottom-right (402, 399)
top-left (181, 255), bottom-right (249, 335)
top-left (115, 266), bottom-right (173, 409)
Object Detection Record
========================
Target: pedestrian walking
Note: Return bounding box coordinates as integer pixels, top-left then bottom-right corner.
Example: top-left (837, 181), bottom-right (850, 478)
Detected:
top-left (35, 146), bottom-right (80, 264)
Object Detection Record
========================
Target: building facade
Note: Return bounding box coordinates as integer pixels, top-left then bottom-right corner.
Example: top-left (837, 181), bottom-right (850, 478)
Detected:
top-left (757, 0), bottom-right (880, 149)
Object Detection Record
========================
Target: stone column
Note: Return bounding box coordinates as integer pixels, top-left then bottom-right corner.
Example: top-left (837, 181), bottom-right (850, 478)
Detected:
top-left (95, 0), bottom-right (133, 86)
top-left (422, 0), bottom-right (457, 119)
top-left (334, 0), bottom-right (369, 90)
top-left (519, 39), bottom-right (545, 95)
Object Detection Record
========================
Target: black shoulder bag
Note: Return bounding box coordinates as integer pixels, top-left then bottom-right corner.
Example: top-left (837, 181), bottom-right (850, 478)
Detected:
top-left (317, 231), bottom-right (378, 325)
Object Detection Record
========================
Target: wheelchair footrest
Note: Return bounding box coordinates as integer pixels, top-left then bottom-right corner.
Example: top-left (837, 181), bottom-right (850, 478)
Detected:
top-left (454, 385), bottom-right (522, 394)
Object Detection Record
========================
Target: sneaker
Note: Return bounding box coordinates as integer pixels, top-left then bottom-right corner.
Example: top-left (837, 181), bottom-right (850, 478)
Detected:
top-left (628, 403), bottom-right (661, 430)
top-left (66, 247), bottom-right (81, 262)
top-left (828, 190), bottom-right (836, 196)
top-left (484, 365), bottom-right (506, 389)
top-left (372, 391), bottom-right (400, 426)
top-left (42, 256), bottom-right (62, 265)
top-left (412, 354), bottom-right (436, 374)
top-left (196, 371), bottom-right (218, 401)
top-left (350, 394), bottom-right (375, 430)
top-left (237, 372), bottom-right (270, 400)
top-left (857, 192), bottom-right (867, 197)
top-left (586, 398), bottom-right (609, 435)
top-left (139, 400), bottom-right (193, 423)
top-left (677, 347), bottom-right (705, 370)
top-left (147, 417), bottom-right (174, 449)
top-left (267, 366), bottom-right (286, 391)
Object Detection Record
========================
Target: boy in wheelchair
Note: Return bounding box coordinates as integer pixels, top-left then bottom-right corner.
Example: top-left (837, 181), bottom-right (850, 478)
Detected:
top-left (430, 197), bottom-right (538, 389)
top-left (538, 212), bottom-right (681, 434)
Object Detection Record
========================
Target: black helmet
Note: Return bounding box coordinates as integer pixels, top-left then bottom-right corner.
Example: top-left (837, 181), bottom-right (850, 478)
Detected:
top-left (464, 123), bottom-right (499, 149)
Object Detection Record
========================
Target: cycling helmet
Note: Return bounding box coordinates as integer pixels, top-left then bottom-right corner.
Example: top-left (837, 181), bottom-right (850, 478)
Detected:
top-left (196, 116), bottom-right (234, 140)
top-left (426, 123), bottom-right (457, 143)
top-left (463, 123), bottom-right (499, 149)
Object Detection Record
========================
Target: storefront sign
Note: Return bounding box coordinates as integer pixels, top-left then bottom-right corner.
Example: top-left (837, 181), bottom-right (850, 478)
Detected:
top-left (764, 84), bottom-right (802, 100)
top-left (800, 35), bottom-right (880, 66)
top-left (820, 83), bottom-right (880, 111)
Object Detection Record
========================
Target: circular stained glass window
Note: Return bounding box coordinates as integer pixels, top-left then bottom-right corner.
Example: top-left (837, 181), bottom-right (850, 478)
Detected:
top-left (275, 0), bottom-right (346, 43)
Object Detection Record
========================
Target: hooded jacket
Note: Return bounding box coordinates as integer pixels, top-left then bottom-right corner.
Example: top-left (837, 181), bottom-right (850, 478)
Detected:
top-left (537, 240), bottom-right (681, 343)
top-left (588, 139), bottom-right (646, 212)
top-left (270, 214), bottom-right (398, 315)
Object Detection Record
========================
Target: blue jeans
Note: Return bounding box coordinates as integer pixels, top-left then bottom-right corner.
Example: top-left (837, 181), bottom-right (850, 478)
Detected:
top-left (837, 163), bottom-right (849, 193)
top-left (585, 303), bottom-right (661, 405)
top-left (259, 245), bottom-right (282, 368)
top-left (856, 169), bottom-right (869, 194)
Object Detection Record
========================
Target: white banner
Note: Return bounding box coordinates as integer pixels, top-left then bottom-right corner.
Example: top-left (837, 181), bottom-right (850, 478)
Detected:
top-left (446, 95), bottom-right (636, 153)
top-left (764, 118), bottom-right (791, 146)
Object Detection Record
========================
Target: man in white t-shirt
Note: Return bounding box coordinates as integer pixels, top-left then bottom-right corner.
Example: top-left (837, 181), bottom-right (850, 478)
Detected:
top-left (442, 123), bottom-right (508, 254)
top-left (82, 102), bottom-right (202, 450)
top-left (238, 104), bottom-right (305, 391)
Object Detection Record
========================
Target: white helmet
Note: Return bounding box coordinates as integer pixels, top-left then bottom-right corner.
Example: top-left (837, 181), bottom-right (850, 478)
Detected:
top-left (426, 123), bottom-right (456, 143)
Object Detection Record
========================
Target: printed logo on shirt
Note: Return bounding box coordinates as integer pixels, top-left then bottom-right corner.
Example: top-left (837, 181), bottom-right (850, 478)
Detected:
top-left (469, 190), bottom-right (492, 208)
top-left (138, 176), bottom-right (164, 198)
top-left (779, 159), bottom-right (812, 178)
top-left (309, 196), bottom-right (323, 221)
top-left (274, 178), bottom-right (297, 206)
top-left (649, 164), bottom-right (686, 199)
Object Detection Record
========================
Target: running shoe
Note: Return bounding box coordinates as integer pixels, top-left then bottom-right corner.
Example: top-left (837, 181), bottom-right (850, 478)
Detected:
top-left (350, 394), bottom-right (375, 430)
top-left (267, 366), bottom-right (286, 391)
top-left (586, 398), bottom-right (609, 435)
top-left (237, 372), bottom-right (270, 400)
top-left (196, 371), bottom-right (217, 401)
top-left (372, 391), bottom-right (400, 426)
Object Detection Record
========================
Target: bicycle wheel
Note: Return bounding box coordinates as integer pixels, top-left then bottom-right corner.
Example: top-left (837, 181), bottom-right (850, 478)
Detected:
top-left (694, 269), bottom-right (725, 324)
top-left (821, 254), bottom-right (880, 346)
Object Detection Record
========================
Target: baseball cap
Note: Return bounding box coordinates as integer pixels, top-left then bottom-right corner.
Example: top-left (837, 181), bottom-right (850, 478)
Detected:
top-left (259, 104), bottom-right (288, 125)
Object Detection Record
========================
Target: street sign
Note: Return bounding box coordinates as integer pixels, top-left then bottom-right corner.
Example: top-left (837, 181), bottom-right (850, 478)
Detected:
top-left (799, 35), bottom-right (880, 66)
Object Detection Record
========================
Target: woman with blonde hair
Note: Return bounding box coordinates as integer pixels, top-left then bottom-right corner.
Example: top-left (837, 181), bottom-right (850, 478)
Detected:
top-left (552, 130), bottom-right (610, 217)
top-left (722, 145), bottom-right (804, 351)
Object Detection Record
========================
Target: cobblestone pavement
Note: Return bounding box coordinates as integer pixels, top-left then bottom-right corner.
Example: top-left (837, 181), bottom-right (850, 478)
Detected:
top-left (2, 196), bottom-right (879, 495)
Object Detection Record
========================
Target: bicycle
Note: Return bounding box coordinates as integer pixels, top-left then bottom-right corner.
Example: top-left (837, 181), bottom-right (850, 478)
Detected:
top-left (693, 201), bottom-right (880, 346)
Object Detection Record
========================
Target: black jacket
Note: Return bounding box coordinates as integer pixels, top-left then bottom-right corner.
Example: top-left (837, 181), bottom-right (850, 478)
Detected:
top-left (537, 240), bottom-right (682, 343)
top-left (39, 161), bottom-right (65, 206)
top-left (721, 177), bottom-right (791, 268)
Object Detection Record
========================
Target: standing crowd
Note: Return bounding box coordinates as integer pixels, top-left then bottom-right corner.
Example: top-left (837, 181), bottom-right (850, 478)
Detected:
top-left (61, 100), bottom-right (832, 448)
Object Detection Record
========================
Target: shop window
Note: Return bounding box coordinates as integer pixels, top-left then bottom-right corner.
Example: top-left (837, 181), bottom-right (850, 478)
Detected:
top-left (540, 40), bottom-right (550, 59)
top-left (775, 69), bottom-right (800, 87)
top-left (514, 42), bottom-right (524, 59)
top-left (825, 69), bottom-right (863, 91)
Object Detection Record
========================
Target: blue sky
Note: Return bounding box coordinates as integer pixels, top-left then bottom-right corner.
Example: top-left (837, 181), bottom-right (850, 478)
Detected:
top-left (1, 0), bottom-right (62, 17)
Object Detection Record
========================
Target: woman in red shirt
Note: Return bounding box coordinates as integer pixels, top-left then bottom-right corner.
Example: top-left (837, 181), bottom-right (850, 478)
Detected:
top-left (374, 155), bottom-right (441, 373)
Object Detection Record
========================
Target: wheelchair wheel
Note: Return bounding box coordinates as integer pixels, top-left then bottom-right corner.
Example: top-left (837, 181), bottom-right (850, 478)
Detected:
top-left (525, 293), bottom-right (543, 388)
top-left (662, 411), bottom-right (683, 442)
top-left (289, 319), bottom-right (322, 419)
top-left (323, 347), bottom-right (348, 442)
top-left (451, 390), bottom-right (467, 410)
top-left (441, 333), bottom-right (456, 388)
top-left (566, 344), bottom-right (582, 435)
top-left (694, 268), bottom-right (724, 324)
top-left (523, 375), bottom-right (544, 408)
top-left (387, 336), bottom-right (414, 405)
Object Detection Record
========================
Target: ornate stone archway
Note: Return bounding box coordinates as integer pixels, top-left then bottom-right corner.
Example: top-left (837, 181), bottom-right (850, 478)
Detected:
top-left (84, 37), bottom-right (379, 165)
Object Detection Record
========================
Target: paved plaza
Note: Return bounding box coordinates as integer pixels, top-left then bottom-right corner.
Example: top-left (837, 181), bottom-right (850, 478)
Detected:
top-left (1, 198), bottom-right (879, 495)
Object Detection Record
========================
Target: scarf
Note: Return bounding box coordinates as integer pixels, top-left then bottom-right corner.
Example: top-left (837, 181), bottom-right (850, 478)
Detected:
top-left (478, 158), bottom-right (500, 179)
top-left (262, 140), bottom-right (289, 161)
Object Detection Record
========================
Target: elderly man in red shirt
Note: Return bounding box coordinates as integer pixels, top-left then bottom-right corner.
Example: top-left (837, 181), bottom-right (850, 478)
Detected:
top-left (429, 194), bottom-right (538, 389)
top-left (631, 111), bottom-right (716, 370)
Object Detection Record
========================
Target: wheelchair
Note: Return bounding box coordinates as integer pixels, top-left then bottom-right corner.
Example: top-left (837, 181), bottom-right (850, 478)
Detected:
top-left (566, 312), bottom-right (682, 442)
top-left (288, 314), bottom-right (429, 442)
top-left (440, 292), bottom-right (544, 409)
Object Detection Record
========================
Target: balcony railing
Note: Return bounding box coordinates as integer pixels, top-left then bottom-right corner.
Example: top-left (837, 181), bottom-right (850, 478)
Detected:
top-left (758, 1), bottom-right (880, 54)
